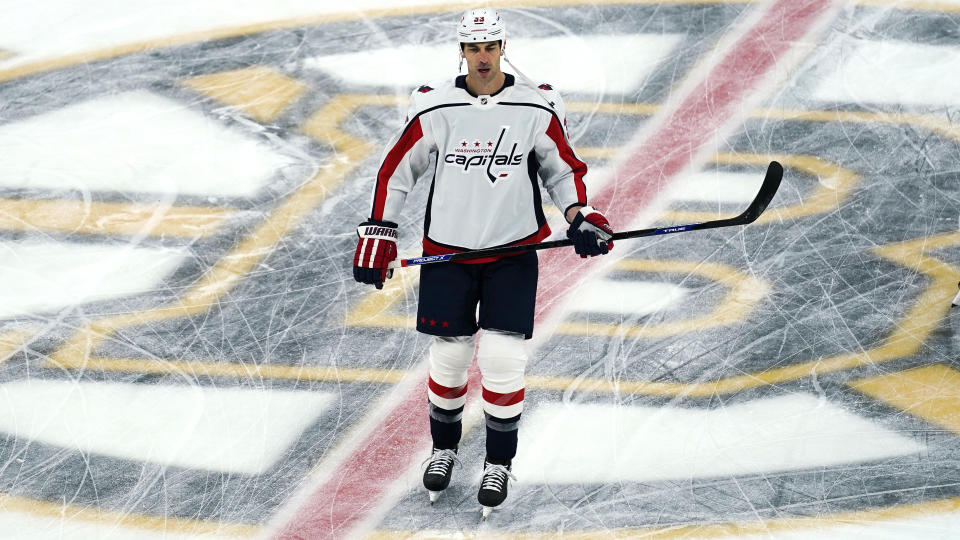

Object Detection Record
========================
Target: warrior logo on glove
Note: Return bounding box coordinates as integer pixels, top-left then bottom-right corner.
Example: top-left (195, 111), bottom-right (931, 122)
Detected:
top-left (354, 220), bottom-right (398, 289)
top-left (566, 206), bottom-right (614, 257)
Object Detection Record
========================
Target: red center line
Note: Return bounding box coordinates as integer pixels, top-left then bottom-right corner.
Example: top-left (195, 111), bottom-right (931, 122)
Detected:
top-left (275, 1), bottom-right (834, 538)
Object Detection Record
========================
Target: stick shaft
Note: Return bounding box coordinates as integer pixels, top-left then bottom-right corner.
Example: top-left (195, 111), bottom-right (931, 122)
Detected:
top-left (390, 160), bottom-right (783, 268)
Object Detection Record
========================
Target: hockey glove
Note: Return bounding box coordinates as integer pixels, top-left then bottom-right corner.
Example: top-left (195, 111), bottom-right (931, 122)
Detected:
top-left (566, 206), bottom-right (614, 257)
top-left (354, 220), bottom-right (398, 289)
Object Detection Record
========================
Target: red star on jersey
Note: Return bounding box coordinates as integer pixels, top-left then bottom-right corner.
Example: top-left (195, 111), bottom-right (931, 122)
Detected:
top-left (461, 141), bottom-right (467, 147)
top-left (442, 321), bottom-right (449, 328)
top-left (474, 141), bottom-right (480, 147)
top-left (487, 141), bottom-right (493, 147)
top-left (429, 319), bottom-right (436, 326)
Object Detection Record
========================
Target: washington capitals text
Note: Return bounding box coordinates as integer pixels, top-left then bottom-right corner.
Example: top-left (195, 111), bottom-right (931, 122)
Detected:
top-left (443, 127), bottom-right (522, 182)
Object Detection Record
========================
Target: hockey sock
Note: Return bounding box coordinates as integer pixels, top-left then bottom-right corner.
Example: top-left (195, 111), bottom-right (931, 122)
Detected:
top-left (429, 402), bottom-right (463, 450)
top-left (484, 412), bottom-right (521, 463)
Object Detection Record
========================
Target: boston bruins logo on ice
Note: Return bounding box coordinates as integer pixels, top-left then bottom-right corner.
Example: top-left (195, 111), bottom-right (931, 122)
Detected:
top-left (443, 127), bottom-right (523, 183)
top-left (2, 1), bottom-right (958, 536)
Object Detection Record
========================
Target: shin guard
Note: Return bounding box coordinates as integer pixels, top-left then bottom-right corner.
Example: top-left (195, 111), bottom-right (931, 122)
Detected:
top-left (426, 335), bottom-right (475, 450)
top-left (476, 330), bottom-right (527, 420)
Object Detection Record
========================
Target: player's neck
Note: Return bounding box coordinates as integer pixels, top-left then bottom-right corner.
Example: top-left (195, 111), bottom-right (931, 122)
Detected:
top-left (465, 71), bottom-right (506, 96)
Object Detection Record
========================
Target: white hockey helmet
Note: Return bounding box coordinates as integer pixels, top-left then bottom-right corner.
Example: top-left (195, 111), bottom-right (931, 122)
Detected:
top-left (457, 8), bottom-right (505, 44)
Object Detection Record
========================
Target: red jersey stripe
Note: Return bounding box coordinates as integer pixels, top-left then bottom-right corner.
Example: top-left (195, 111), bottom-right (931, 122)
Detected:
top-left (482, 386), bottom-right (525, 407)
top-left (428, 377), bottom-right (468, 400)
top-left (545, 116), bottom-right (587, 204)
top-left (372, 119), bottom-right (424, 220)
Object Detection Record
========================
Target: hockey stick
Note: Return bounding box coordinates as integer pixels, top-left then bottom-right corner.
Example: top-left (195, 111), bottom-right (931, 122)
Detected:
top-left (389, 160), bottom-right (783, 268)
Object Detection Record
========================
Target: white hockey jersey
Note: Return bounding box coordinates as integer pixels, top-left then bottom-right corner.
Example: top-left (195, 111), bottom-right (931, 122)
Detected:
top-left (369, 74), bottom-right (588, 261)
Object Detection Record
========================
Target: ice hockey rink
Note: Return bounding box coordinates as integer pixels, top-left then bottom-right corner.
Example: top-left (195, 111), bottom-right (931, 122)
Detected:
top-left (2, 0), bottom-right (960, 538)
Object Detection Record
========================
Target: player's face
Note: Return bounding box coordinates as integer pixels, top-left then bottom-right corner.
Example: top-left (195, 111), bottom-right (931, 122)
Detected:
top-left (461, 41), bottom-right (502, 80)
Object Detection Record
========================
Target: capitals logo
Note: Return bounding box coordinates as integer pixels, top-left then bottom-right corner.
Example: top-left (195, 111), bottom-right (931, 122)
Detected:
top-left (443, 127), bottom-right (523, 183)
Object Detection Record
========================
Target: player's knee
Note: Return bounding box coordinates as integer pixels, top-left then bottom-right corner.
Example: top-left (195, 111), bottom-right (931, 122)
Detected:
top-left (477, 329), bottom-right (527, 405)
top-left (429, 335), bottom-right (475, 376)
top-left (478, 327), bottom-right (526, 416)
top-left (427, 335), bottom-right (476, 409)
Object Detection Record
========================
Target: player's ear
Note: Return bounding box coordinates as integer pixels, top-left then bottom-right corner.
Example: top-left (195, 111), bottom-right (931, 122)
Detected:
top-left (500, 41), bottom-right (506, 55)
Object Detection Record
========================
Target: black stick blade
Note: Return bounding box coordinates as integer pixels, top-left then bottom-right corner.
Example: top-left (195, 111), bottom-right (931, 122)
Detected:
top-left (736, 160), bottom-right (783, 224)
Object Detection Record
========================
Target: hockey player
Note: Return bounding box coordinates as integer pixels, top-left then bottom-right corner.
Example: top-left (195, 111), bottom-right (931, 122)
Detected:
top-left (353, 8), bottom-right (614, 516)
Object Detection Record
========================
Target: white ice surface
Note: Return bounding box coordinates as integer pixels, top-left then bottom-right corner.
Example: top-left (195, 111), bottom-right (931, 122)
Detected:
top-left (0, 379), bottom-right (334, 474)
top-left (573, 280), bottom-right (689, 315)
top-left (0, 90), bottom-right (291, 197)
top-left (1, 1), bottom-right (957, 538)
top-left (0, 241), bottom-right (185, 319)
top-left (670, 171), bottom-right (764, 203)
top-left (0, 510), bottom-right (240, 540)
top-left (305, 34), bottom-right (684, 94)
top-left (0, 0), bottom-right (459, 69)
top-left (699, 511), bottom-right (960, 540)
top-left (813, 40), bottom-right (960, 107)
top-left (515, 394), bottom-right (923, 484)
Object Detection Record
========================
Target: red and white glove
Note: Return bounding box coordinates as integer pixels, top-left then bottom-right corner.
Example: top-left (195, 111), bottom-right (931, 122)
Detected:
top-left (566, 206), bottom-right (614, 257)
top-left (353, 220), bottom-right (398, 289)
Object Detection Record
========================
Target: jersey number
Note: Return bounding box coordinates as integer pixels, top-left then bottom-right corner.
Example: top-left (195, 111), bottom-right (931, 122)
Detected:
top-left (474, 17), bottom-right (484, 23)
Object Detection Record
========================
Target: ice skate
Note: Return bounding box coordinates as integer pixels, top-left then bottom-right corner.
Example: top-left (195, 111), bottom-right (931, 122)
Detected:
top-left (478, 458), bottom-right (515, 518)
top-left (952, 281), bottom-right (960, 307)
top-left (422, 448), bottom-right (459, 503)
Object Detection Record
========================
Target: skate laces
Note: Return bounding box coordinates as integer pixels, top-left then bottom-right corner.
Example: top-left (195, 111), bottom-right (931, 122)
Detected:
top-left (423, 448), bottom-right (460, 476)
top-left (481, 462), bottom-right (516, 491)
